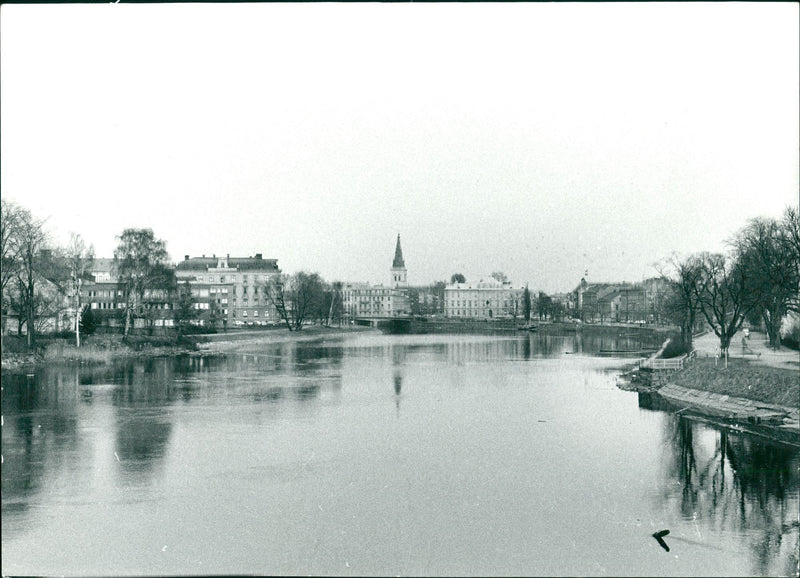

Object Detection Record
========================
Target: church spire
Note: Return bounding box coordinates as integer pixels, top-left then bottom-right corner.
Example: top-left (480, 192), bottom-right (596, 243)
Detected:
top-left (392, 234), bottom-right (405, 268)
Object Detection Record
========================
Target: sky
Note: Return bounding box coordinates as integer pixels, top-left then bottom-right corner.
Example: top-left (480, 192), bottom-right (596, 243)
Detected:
top-left (2, 3), bottom-right (798, 293)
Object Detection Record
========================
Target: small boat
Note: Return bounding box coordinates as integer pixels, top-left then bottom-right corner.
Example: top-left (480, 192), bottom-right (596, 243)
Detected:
top-left (519, 323), bottom-right (538, 332)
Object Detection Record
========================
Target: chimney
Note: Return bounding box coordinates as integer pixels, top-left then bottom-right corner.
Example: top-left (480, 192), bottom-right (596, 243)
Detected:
top-left (255, 253), bottom-right (262, 260)
top-left (185, 255), bottom-right (189, 261)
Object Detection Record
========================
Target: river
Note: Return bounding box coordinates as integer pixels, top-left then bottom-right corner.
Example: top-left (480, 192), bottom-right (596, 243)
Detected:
top-left (2, 332), bottom-right (798, 576)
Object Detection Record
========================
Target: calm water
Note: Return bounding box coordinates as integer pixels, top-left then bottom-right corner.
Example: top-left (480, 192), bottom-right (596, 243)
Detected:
top-left (2, 332), bottom-right (799, 576)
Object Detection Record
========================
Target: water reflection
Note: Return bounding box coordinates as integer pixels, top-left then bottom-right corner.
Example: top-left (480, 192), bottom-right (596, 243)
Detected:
top-left (2, 370), bottom-right (83, 533)
top-left (659, 414), bottom-right (800, 576)
top-left (2, 332), bottom-right (796, 576)
top-left (392, 344), bottom-right (405, 415)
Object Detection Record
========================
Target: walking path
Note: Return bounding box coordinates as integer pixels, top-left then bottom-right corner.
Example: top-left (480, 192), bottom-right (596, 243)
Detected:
top-left (691, 330), bottom-right (800, 369)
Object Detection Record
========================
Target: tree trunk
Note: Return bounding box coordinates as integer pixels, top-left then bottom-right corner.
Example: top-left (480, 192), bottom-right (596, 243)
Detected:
top-left (124, 307), bottom-right (132, 338)
top-left (764, 309), bottom-right (783, 349)
top-left (75, 306), bottom-right (81, 348)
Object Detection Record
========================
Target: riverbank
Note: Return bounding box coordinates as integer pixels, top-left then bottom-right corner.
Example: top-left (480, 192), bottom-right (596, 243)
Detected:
top-left (624, 330), bottom-right (800, 445)
top-left (0, 325), bottom-right (377, 372)
top-left (195, 324), bottom-right (375, 353)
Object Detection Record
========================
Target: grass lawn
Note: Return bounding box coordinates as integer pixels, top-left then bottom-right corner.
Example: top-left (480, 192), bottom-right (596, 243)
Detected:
top-left (670, 357), bottom-right (800, 407)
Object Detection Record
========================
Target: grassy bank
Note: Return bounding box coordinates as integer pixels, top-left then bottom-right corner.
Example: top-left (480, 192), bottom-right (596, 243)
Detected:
top-left (1, 333), bottom-right (200, 371)
top-left (669, 357), bottom-right (799, 407)
top-left (1, 326), bottom-right (374, 371)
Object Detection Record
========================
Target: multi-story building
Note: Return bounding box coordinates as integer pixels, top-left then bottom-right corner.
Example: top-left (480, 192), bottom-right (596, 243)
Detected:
top-left (84, 258), bottom-right (175, 329)
top-left (573, 277), bottom-right (658, 323)
top-left (444, 277), bottom-right (525, 319)
top-left (342, 235), bottom-right (410, 319)
top-left (175, 253), bottom-right (281, 327)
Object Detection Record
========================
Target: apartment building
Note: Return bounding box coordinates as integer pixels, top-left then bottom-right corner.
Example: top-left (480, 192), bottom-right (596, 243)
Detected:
top-left (175, 253), bottom-right (281, 326)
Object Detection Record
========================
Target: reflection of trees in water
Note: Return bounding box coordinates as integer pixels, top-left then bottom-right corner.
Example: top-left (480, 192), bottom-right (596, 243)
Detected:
top-left (1, 369), bottom-right (81, 529)
top-left (109, 359), bottom-right (176, 486)
top-left (661, 415), bottom-right (800, 575)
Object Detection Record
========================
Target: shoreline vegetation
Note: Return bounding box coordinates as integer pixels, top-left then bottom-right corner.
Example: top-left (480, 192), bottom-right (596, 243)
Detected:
top-left (0, 325), bottom-right (377, 371)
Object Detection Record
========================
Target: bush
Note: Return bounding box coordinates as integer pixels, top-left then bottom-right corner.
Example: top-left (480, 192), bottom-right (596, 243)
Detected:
top-left (661, 332), bottom-right (687, 358)
top-left (80, 308), bottom-right (97, 336)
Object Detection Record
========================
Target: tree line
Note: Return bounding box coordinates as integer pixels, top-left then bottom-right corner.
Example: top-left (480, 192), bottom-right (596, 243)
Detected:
top-left (1, 200), bottom-right (348, 349)
top-left (659, 206), bottom-right (800, 354)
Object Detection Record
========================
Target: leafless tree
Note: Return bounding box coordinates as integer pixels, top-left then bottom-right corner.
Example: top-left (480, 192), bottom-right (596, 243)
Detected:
top-left (11, 209), bottom-right (50, 347)
top-left (781, 205), bottom-right (800, 313)
top-left (65, 233), bottom-right (95, 347)
top-left (1, 200), bottom-right (22, 299)
top-left (263, 274), bottom-right (293, 330)
top-left (695, 252), bottom-right (756, 355)
top-left (658, 253), bottom-right (704, 353)
top-left (263, 271), bottom-right (325, 331)
top-left (733, 216), bottom-right (800, 348)
top-left (113, 228), bottom-right (172, 338)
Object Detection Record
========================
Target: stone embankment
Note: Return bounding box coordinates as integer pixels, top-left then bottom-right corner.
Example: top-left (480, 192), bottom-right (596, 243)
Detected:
top-left (620, 330), bottom-right (799, 445)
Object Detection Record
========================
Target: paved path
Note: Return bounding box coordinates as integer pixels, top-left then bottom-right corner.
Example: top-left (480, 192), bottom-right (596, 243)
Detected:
top-left (692, 330), bottom-right (800, 370)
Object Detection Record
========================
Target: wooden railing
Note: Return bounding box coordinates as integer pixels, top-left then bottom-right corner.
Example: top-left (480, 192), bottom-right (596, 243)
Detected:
top-left (639, 354), bottom-right (688, 371)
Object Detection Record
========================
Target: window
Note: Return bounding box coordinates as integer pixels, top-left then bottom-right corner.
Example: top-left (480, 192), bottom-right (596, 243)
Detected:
top-left (254, 310), bottom-right (259, 317)
top-left (198, 276), bottom-right (203, 282)
top-left (243, 311), bottom-right (248, 318)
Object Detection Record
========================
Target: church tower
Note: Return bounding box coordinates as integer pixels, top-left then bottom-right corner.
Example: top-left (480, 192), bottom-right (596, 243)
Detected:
top-left (391, 234), bottom-right (407, 289)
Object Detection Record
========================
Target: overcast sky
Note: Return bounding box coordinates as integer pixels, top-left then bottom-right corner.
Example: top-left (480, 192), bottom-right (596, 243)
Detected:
top-left (2, 3), bottom-right (798, 292)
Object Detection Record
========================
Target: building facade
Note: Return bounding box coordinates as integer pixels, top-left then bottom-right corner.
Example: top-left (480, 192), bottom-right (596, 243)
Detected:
top-left (341, 235), bottom-right (410, 319)
top-left (175, 253), bottom-right (281, 327)
top-left (444, 277), bottom-right (525, 319)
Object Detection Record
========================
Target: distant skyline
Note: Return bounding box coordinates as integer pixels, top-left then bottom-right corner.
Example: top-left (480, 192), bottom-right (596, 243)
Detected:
top-left (2, 3), bottom-right (798, 293)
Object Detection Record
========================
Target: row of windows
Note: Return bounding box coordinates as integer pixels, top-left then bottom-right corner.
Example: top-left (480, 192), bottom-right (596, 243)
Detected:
top-left (91, 302), bottom-right (123, 310)
top-left (447, 300), bottom-right (515, 308)
top-left (237, 310), bottom-right (271, 318)
top-left (90, 302), bottom-right (171, 310)
top-left (194, 274), bottom-right (274, 284)
top-left (88, 290), bottom-right (123, 298)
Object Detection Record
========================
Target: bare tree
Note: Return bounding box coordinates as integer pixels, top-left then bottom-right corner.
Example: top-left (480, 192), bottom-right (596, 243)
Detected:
top-left (695, 252), bottom-right (756, 356)
top-left (733, 216), bottom-right (800, 348)
top-left (263, 272), bottom-right (325, 331)
top-left (781, 205), bottom-right (800, 313)
top-left (1, 200), bottom-right (22, 298)
top-left (113, 228), bottom-right (171, 338)
top-left (263, 274), bottom-right (293, 330)
top-left (11, 209), bottom-right (49, 347)
top-left (65, 233), bottom-right (95, 347)
top-left (658, 253), bottom-right (704, 353)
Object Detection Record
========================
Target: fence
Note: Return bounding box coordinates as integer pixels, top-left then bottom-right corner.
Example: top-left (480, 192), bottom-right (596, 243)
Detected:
top-left (639, 354), bottom-right (688, 371)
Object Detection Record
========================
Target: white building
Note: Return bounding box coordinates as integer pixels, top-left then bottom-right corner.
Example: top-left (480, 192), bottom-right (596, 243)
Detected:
top-left (445, 277), bottom-right (525, 319)
top-left (342, 235), bottom-right (409, 319)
